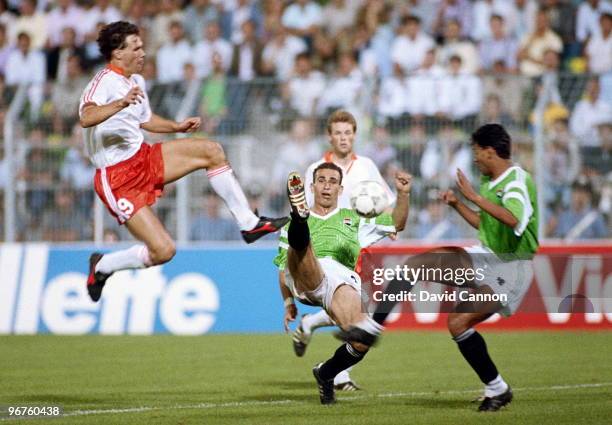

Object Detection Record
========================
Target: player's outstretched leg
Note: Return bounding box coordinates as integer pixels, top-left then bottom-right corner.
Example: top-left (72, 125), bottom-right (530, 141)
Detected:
top-left (448, 304), bottom-right (512, 412)
top-left (292, 310), bottom-right (335, 357)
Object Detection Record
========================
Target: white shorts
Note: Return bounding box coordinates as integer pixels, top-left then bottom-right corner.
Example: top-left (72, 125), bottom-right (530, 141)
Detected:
top-left (284, 257), bottom-right (361, 312)
top-left (465, 245), bottom-right (534, 316)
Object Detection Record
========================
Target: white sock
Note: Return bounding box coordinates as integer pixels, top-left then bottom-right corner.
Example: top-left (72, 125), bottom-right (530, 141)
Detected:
top-left (207, 165), bottom-right (259, 231)
top-left (334, 368), bottom-right (352, 385)
top-left (95, 245), bottom-right (151, 274)
top-left (356, 316), bottom-right (384, 335)
top-left (302, 310), bottom-right (334, 334)
top-left (484, 374), bottom-right (508, 398)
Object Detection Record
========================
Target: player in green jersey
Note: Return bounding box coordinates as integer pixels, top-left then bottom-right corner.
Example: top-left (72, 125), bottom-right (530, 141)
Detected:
top-left (276, 162), bottom-right (412, 404)
top-left (339, 123), bottom-right (539, 412)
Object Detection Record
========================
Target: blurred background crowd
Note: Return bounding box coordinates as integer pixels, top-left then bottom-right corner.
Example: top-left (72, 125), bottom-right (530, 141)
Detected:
top-left (0, 0), bottom-right (610, 242)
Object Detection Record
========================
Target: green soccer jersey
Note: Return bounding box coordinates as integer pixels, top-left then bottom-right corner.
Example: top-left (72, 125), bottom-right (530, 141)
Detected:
top-left (273, 208), bottom-right (396, 271)
top-left (478, 165), bottom-right (539, 258)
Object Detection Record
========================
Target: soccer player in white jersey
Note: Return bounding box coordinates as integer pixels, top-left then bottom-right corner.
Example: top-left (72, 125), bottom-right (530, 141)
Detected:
top-left (292, 110), bottom-right (396, 390)
top-left (340, 124), bottom-right (539, 412)
top-left (276, 163), bottom-right (411, 404)
top-left (81, 22), bottom-right (288, 302)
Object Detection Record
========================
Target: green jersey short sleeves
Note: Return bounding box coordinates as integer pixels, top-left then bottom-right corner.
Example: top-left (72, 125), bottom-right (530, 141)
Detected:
top-left (478, 165), bottom-right (539, 257)
top-left (273, 208), bottom-right (396, 271)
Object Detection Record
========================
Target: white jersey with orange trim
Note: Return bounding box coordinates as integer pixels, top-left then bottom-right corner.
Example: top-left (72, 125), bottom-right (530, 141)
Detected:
top-left (304, 152), bottom-right (397, 208)
top-left (79, 65), bottom-right (152, 169)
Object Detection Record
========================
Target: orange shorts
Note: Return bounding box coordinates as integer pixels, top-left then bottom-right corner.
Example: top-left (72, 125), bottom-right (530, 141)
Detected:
top-left (94, 143), bottom-right (165, 224)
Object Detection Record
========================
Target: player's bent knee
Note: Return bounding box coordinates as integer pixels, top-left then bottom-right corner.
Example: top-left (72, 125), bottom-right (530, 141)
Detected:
top-left (447, 313), bottom-right (470, 336)
top-left (350, 341), bottom-right (370, 353)
top-left (149, 242), bottom-right (176, 265)
top-left (201, 139), bottom-right (226, 167)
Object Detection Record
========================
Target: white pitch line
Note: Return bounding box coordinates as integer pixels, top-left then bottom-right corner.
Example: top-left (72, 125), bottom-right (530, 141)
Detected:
top-left (2, 382), bottom-right (610, 421)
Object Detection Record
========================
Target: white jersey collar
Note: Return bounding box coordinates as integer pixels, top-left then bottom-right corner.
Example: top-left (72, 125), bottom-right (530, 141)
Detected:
top-left (310, 207), bottom-right (340, 219)
top-left (488, 165), bottom-right (521, 189)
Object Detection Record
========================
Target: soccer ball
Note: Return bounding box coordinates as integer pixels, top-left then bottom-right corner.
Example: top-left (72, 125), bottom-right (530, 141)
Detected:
top-left (350, 181), bottom-right (389, 218)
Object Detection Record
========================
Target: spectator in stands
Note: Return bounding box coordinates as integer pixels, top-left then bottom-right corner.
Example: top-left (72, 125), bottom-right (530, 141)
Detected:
top-left (21, 147), bottom-right (55, 229)
top-left (518, 7), bottom-right (563, 77)
top-left (542, 0), bottom-right (577, 48)
top-left (83, 21), bottom-right (105, 69)
top-left (230, 19), bottom-right (264, 81)
top-left (51, 55), bottom-right (88, 135)
top-left (190, 189), bottom-right (240, 241)
top-left (420, 121), bottom-right (472, 187)
top-left (5, 32), bottom-right (45, 121)
top-left (433, 0), bottom-right (472, 38)
top-left (317, 52), bottom-right (363, 115)
top-left (570, 77), bottom-right (612, 147)
top-left (200, 53), bottom-right (227, 135)
top-left (46, 0), bottom-right (87, 48)
top-left (376, 64), bottom-right (409, 132)
top-left (0, 23), bottom-right (11, 76)
top-left (262, 25), bottom-right (307, 81)
top-left (391, 15), bottom-right (435, 75)
top-left (399, 0), bottom-right (438, 35)
top-left (83, 0), bottom-right (122, 43)
top-left (42, 186), bottom-right (91, 241)
top-left (281, 0), bottom-right (323, 47)
top-left (226, 0), bottom-right (264, 45)
top-left (193, 21), bottom-right (232, 79)
top-left (482, 60), bottom-right (529, 123)
top-left (60, 138), bottom-right (94, 217)
top-left (544, 117), bottom-right (580, 208)
top-left (156, 20), bottom-right (192, 84)
top-left (479, 14), bottom-right (519, 73)
top-left (321, 0), bottom-right (362, 38)
top-left (9, 0), bottom-right (46, 50)
top-left (576, 0), bottom-right (612, 44)
top-left (438, 19), bottom-right (480, 74)
top-left (585, 13), bottom-right (612, 75)
top-left (0, 0), bottom-right (14, 29)
top-left (479, 93), bottom-right (515, 128)
top-left (439, 55), bottom-right (482, 124)
top-left (46, 27), bottom-right (87, 82)
top-left (508, 0), bottom-right (537, 40)
top-left (398, 119), bottom-right (426, 177)
top-left (282, 52), bottom-right (325, 118)
top-left (471, 0), bottom-right (515, 42)
top-left (272, 118), bottom-right (321, 189)
top-left (125, 0), bottom-right (151, 35)
top-left (149, 0), bottom-right (184, 54)
top-left (362, 125), bottom-right (397, 170)
top-left (414, 187), bottom-right (464, 241)
top-left (581, 121), bottom-right (612, 176)
top-left (553, 178), bottom-right (608, 239)
top-left (183, 0), bottom-right (221, 43)
top-left (406, 49), bottom-right (445, 119)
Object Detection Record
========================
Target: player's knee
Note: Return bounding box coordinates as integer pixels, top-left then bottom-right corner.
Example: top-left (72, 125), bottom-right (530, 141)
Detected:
top-left (447, 313), bottom-right (470, 336)
top-left (149, 242), bottom-right (176, 265)
top-left (203, 140), bottom-right (226, 167)
top-left (349, 341), bottom-right (370, 354)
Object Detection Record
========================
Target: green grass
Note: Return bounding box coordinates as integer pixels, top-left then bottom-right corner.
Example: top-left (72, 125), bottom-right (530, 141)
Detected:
top-left (0, 332), bottom-right (610, 425)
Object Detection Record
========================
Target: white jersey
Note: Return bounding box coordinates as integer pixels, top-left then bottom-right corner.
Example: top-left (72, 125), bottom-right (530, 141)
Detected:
top-left (79, 66), bottom-right (152, 168)
top-left (304, 152), bottom-right (396, 208)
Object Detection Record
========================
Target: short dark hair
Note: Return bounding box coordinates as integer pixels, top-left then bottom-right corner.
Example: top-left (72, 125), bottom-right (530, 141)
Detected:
top-left (313, 162), bottom-right (343, 185)
top-left (401, 15), bottom-right (421, 26)
top-left (471, 124), bottom-right (512, 159)
top-left (97, 21), bottom-right (139, 62)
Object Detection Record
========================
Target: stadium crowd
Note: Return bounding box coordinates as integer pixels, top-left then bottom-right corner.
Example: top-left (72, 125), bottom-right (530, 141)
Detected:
top-left (0, 0), bottom-right (610, 242)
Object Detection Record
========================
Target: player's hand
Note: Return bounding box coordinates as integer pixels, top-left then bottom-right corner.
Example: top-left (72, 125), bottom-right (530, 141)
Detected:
top-left (175, 117), bottom-right (201, 133)
top-left (440, 189), bottom-right (458, 206)
top-left (283, 304), bottom-right (297, 332)
top-left (395, 171), bottom-right (412, 194)
top-left (120, 86), bottom-right (144, 107)
top-left (456, 169), bottom-right (479, 203)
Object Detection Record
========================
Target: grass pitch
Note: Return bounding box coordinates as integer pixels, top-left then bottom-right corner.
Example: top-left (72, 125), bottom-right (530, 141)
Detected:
top-left (0, 331), bottom-right (610, 425)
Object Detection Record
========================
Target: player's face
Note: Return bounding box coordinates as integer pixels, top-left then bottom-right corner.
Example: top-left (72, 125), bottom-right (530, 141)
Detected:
top-left (328, 122), bottom-right (355, 156)
top-left (472, 144), bottom-right (492, 175)
top-left (117, 34), bottom-right (145, 74)
top-left (312, 169), bottom-right (343, 209)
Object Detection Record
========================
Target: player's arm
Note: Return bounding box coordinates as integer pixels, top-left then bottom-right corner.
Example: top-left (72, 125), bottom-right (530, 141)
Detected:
top-left (140, 113), bottom-right (202, 134)
top-left (79, 86), bottom-right (143, 128)
top-left (279, 271), bottom-right (297, 332)
top-left (441, 189), bottom-right (481, 229)
top-left (391, 171), bottom-right (412, 232)
top-left (455, 169), bottom-right (518, 229)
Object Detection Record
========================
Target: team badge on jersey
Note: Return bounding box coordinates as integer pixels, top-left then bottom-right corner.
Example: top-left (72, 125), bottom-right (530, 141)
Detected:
top-left (343, 218), bottom-right (353, 226)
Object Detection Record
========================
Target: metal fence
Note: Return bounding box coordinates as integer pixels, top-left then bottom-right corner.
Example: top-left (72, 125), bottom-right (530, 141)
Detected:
top-left (0, 73), bottom-right (609, 243)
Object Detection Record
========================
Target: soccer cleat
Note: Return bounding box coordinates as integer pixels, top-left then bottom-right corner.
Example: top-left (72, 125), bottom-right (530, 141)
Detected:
top-left (87, 253), bottom-right (111, 302)
top-left (287, 172), bottom-right (309, 221)
top-left (292, 315), bottom-right (312, 357)
top-left (241, 215), bottom-right (289, 244)
top-left (334, 380), bottom-right (361, 391)
top-left (478, 386), bottom-right (513, 412)
top-left (334, 326), bottom-right (380, 347)
top-left (312, 363), bottom-right (336, 405)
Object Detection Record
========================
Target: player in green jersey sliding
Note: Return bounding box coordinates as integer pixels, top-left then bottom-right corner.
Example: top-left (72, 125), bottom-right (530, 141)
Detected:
top-left (339, 123), bottom-right (539, 412)
top-left (275, 162), bottom-right (412, 404)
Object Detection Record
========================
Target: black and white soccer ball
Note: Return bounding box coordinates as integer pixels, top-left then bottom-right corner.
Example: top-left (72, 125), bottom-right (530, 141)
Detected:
top-left (350, 181), bottom-right (389, 218)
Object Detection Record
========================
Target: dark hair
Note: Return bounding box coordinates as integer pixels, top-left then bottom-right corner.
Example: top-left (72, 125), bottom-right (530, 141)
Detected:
top-left (471, 124), bottom-right (512, 159)
top-left (97, 21), bottom-right (139, 62)
top-left (401, 15), bottom-right (421, 26)
top-left (295, 52), bottom-right (311, 62)
top-left (313, 162), bottom-right (343, 185)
